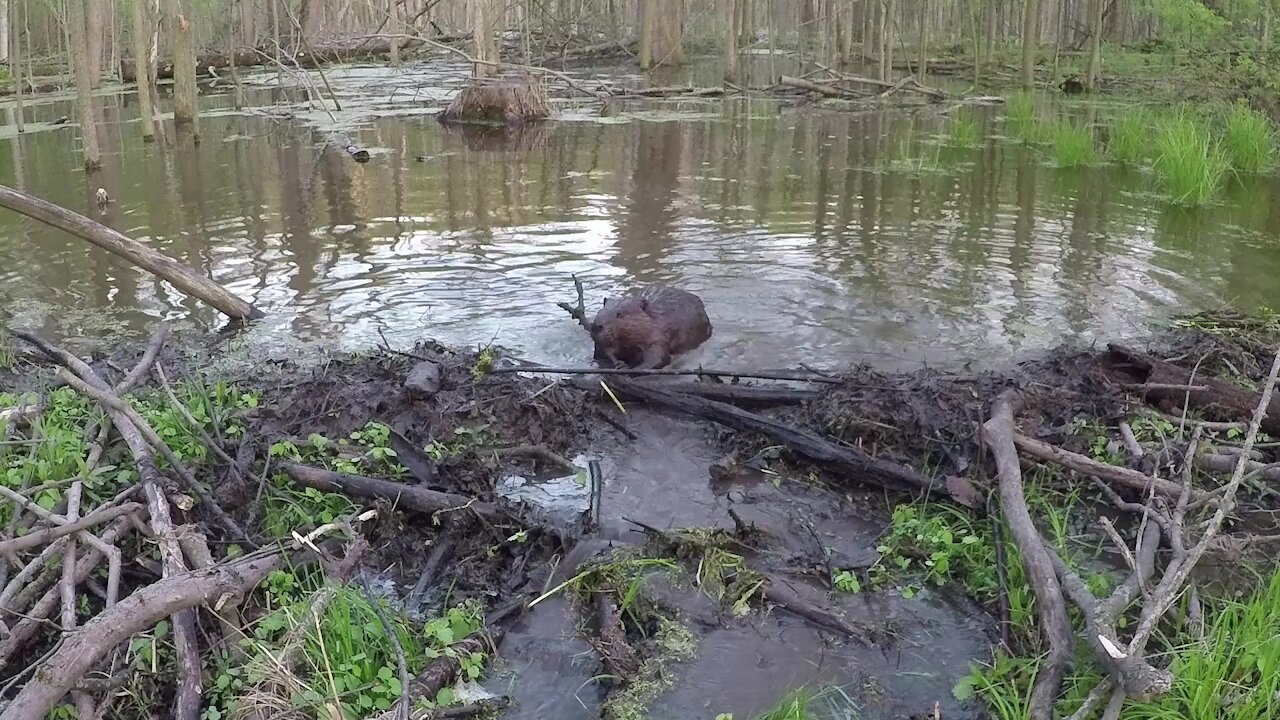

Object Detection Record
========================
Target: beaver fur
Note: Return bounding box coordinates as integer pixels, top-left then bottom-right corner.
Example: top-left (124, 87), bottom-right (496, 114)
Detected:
top-left (590, 284), bottom-right (713, 369)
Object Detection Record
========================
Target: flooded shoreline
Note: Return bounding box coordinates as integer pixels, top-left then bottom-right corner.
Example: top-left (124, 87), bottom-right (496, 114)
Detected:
top-left (1, 60), bottom-right (1277, 372)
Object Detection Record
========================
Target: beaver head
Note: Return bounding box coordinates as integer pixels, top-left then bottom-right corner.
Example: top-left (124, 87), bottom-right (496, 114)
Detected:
top-left (591, 312), bottom-right (670, 369)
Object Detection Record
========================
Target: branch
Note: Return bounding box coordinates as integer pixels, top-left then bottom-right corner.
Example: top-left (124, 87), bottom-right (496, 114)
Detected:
top-left (982, 390), bottom-right (1074, 720)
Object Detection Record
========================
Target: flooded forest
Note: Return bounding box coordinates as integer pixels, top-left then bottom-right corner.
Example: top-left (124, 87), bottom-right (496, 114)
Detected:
top-left (6, 1), bottom-right (1280, 720)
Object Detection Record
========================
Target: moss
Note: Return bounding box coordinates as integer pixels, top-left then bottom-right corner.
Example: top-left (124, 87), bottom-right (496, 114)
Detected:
top-left (601, 618), bottom-right (699, 720)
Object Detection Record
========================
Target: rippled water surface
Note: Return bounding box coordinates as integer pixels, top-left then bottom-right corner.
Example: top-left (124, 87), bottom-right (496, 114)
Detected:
top-left (2, 60), bottom-right (1278, 368)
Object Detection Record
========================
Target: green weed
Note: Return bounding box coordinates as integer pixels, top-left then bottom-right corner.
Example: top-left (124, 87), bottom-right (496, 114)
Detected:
top-left (1052, 120), bottom-right (1097, 167)
top-left (1108, 110), bottom-right (1149, 163)
top-left (1122, 566), bottom-right (1280, 720)
top-left (728, 686), bottom-right (859, 720)
top-left (947, 111), bottom-right (982, 148)
top-left (1153, 114), bottom-right (1228, 205)
top-left (1223, 101), bottom-right (1273, 173)
top-left (1004, 93), bottom-right (1043, 143)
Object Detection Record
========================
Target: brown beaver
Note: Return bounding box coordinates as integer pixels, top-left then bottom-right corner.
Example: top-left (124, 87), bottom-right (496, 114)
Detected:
top-left (590, 284), bottom-right (713, 369)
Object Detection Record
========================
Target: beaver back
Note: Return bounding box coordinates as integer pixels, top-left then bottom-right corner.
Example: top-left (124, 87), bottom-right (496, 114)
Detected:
top-left (590, 284), bottom-right (712, 368)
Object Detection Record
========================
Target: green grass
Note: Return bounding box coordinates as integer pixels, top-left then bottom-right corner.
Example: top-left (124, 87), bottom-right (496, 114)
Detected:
top-left (715, 686), bottom-right (859, 720)
top-left (1153, 114), bottom-right (1228, 205)
top-left (1052, 121), bottom-right (1097, 167)
top-left (1108, 110), bottom-right (1149, 163)
top-left (1004, 92), bottom-right (1043, 143)
top-left (946, 110), bottom-right (982, 148)
top-left (1223, 102), bottom-right (1273, 173)
top-left (1120, 566), bottom-right (1280, 720)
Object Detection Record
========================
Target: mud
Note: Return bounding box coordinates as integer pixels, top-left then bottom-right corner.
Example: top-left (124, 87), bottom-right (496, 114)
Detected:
top-left (7, 311), bottom-right (1280, 719)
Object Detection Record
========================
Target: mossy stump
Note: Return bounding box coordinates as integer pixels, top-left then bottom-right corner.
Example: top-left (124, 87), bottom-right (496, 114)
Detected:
top-left (438, 75), bottom-right (550, 126)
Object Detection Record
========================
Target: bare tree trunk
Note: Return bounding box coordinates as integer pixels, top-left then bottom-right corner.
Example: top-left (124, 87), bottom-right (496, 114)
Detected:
top-left (468, 0), bottom-right (497, 77)
top-left (1021, 0), bottom-right (1039, 88)
top-left (877, 0), bottom-right (888, 80)
top-left (1085, 0), bottom-right (1103, 89)
top-left (720, 0), bottom-right (738, 82)
top-left (916, 0), bottom-right (929, 81)
top-left (86, 0), bottom-right (104, 87)
top-left (389, 0), bottom-right (401, 66)
top-left (171, 6), bottom-right (198, 131)
top-left (68, 0), bottom-right (100, 170)
top-left (130, 0), bottom-right (155, 140)
top-left (9, 0), bottom-right (19, 133)
top-left (1264, 0), bottom-right (1273, 50)
top-left (0, 0), bottom-right (8, 63)
top-left (982, 0), bottom-right (995, 65)
top-left (638, 0), bottom-right (654, 68)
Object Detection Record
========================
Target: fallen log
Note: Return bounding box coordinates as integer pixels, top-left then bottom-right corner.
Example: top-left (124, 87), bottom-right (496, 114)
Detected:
top-left (0, 186), bottom-right (260, 321)
top-left (983, 391), bottom-right (1075, 720)
top-left (279, 462), bottom-right (506, 524)
top-left (597, 377), bottom-right (961, 503)
top-left (779, 75), bottom-right (870, 99)
top-left (0, 551), bottom-right (295, 720)
top-left (1011, 432), bottom-right (1194, 500)
top-left (1106, 344), bottom-right (1280, 437)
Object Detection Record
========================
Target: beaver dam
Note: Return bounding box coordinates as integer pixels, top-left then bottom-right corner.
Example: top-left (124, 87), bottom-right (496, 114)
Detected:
top-left (3, 311), bottom-right (1280, 720)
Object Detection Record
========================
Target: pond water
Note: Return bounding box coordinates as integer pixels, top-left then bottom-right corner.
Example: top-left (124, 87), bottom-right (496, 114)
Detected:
top-left (1, 59), bottom-right (1278, 369)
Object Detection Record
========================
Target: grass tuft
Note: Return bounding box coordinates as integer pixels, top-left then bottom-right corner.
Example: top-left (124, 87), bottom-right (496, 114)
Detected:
top-left (1004, 92), bottom-right (1043, 143)
top-left (946, 110), bottom-right (982, 148)
top-left (1153, 114), bottom-right (1228, 205)
top-left (1223, 102), bottom-right (1273, 173)
top-left (1052, 121), bottom-right (1097, 167)
top-left (1108, 110), bottom-right (1149, 163)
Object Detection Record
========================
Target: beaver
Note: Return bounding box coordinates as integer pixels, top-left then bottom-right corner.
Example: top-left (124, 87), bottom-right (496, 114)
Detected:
top-left (590, 284), bottom-right (712, 369)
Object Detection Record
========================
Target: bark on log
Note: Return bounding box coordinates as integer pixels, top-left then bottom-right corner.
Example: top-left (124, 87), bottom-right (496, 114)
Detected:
top-left (983, 390), bottom-right (1075, 720)
top-left (0, 185), bottom-right (260, 321)
top-left (779, 75), bottom-right (870, 98)
top-left (279, 462), bottom-right (505, 523)
top-left (599, 378), bottom-right (950, 501)
top-left (1011, 432), bottom-right (1194, 500)
top-left (1106, 344), bottom-right (1280, 437)
top-left (0, 552), bottom-right (292, 720)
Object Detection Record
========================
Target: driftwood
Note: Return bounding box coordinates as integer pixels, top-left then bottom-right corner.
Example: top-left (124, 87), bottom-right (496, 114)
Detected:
top-left (1106, 344), bottom-right (1280, 437)
top-left (983, 391), bottom-right (1075, 720)
top-left (779, 75), bottom-right (870, 99)
top-left (0, 551), bottom-right (295, 720)
top-left (493, 364), bottom-right (842, 384)
top-left (0, 186), bottom-right (259, 321)
top-left (279, 462), bottom-right (505, 524)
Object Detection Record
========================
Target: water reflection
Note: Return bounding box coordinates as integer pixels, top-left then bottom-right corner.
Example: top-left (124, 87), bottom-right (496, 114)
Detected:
top-left (0, 65), bottom-right (1271, 369)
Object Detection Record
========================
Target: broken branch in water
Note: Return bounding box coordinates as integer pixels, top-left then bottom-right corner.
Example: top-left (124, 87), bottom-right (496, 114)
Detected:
top-left (556, 274), bottom-right (590, 329)
top-left (0, 186), bottom-right (260, 321)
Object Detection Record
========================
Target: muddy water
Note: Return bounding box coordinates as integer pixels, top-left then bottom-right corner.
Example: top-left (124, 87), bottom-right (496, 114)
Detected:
top-left (2, 61), bottom-right (1278, 369)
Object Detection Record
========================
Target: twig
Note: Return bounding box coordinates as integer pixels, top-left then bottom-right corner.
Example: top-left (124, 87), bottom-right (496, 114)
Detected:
top-left (1118, 422), bottom-right (1144, 459)
top-left (0, 501), bottom-right (143, 555)
top-left (555, 274), bottom-right (590, 329)
top-left (116, 321), bottom-right (170, 393)
top-left (154, 361), bottom-right (236, 467)
top-left (492, 364), bottom-right (843, 384)
top-left (0, 550), bottom-right (298, 720)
